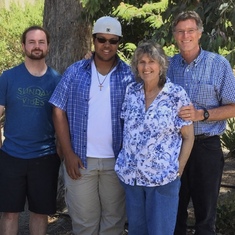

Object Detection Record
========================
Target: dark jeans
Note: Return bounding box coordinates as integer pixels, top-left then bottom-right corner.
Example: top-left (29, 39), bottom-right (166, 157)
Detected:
top-left (174, 136), bottom-right (224, 235)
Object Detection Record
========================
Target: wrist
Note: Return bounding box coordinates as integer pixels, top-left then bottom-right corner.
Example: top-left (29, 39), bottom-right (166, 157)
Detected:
top-left (201, 108), bottom-right (210, 121)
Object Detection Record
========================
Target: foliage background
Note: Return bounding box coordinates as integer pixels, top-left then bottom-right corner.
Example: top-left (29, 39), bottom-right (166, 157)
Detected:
top-left (0, 0), bottom-right (44, 74)
top-left (0, 1), bottom-right (235, 234)
top-left (79, 0), bottom-right (235, 65)
top-left (0, 0), bottom-right (235, 74)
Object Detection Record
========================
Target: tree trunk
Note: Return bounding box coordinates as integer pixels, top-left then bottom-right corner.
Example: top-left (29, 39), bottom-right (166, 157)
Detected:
top-left (43, 0), bottom-right (92, 211)
top-left (43, 0), bottom-right (92, 74)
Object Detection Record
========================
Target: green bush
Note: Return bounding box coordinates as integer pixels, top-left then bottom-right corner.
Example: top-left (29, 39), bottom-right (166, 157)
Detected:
top-left (0, 0), bottom-right (44, 129)
top-left (216, 192), bottom-right (235, 234)
top-left (221, 118), bottom-right (235, 158)
top-left (0, 0), bottom-right (44, 74)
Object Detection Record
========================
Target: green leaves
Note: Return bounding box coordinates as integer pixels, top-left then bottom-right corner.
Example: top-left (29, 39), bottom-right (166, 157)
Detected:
top-left (0, 0), bottom-right (44, 74)
top-left (216, 192), bottom-right (235, 234)
top-left (159, 0), bottom-right (235, 66)
top-left (79, 0), bottom-right (120, 19)
top-left (78, 0), bottom-right (235, 66)
top-left (221, 118), bottom-right (235, 157)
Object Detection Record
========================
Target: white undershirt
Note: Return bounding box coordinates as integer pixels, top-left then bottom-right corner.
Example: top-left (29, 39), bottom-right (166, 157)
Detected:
top-left (86, 61), bottom-right (115, 158)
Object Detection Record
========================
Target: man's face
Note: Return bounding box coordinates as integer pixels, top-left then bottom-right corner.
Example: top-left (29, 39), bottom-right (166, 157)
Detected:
top-left (173, 19), bottom-right (202, 54)
top-left (93, 33), bottom-right (120, 62)
top-left (22, 29), bottom-right (49, 60)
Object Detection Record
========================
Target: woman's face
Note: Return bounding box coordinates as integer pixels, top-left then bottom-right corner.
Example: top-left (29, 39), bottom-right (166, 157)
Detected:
top-left (137, 54), bottom-right (161, 83)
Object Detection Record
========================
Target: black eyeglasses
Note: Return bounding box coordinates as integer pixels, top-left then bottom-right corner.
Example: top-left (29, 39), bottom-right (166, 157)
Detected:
top-left (95, 37), bottom-right (120, 45)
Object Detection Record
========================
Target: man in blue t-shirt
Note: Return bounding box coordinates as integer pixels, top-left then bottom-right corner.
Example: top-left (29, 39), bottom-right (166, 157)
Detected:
top-left (0, 26), bottom-right (61, 235)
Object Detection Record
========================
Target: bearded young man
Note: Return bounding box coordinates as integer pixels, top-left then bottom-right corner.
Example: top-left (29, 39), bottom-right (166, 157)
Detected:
top-left (0, 26), bottom-right (61, 235)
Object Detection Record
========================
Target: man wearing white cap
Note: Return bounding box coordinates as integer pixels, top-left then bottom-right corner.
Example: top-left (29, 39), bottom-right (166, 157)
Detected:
top-left (49, 16), bottom-right (134, 235)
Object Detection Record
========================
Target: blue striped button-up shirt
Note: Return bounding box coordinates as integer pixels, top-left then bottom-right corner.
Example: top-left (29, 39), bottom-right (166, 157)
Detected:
top-left (167, 49), bottom-right (235, 136)
top-left (49, 56), bottom-right (134, 168)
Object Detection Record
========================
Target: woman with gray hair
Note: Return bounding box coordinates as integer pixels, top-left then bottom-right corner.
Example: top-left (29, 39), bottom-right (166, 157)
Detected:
top-left (115, 40), bottom-right (194, 235)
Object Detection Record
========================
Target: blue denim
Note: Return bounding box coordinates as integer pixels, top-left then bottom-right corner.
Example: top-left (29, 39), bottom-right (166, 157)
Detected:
top-left (174, 136), bottom-right (224, 235)
top-left (121, 177), bottom-right (181, 235)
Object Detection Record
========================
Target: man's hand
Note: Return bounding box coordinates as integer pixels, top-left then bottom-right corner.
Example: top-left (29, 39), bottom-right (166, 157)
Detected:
top-left (84, 51), bottom-right (93, 60)
top-left (179, 103), bottom-right (203, 122)
top-left (64, 153), bottom-right (85, 180)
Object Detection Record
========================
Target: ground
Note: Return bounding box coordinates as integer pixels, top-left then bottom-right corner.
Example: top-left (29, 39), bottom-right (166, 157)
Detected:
top-left (9, 152), bottom-right (235, 234)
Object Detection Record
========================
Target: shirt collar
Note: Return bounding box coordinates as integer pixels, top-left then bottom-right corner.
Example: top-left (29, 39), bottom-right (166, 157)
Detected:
top-left (180, 47), bottom-right (204, 66)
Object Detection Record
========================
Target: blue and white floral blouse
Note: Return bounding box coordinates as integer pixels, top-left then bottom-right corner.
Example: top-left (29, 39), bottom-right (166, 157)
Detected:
top-left (115, 80), bottom-right (192, 187)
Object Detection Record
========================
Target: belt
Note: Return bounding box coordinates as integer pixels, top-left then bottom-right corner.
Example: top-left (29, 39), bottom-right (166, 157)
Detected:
top-left (194, 134), bottom-right (213, 141)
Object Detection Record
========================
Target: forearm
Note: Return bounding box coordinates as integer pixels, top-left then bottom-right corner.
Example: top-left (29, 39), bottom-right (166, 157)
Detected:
top-left (52, 106), bottom-right (85, 178)
top-left (52, 107), bottom-right (74, 157)
top-left (179, 103), bottom-right (235, 122)
top-left (178, 142), bottom-right (192, 176)
top-left (198, 104), bottom-right (235, 122)
top-left (178, 124), bottom-right (194, 176)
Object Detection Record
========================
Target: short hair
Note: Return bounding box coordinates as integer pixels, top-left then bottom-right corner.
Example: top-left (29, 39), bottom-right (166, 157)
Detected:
top-left (21, 25), bottom-right (50, 44)
top-left (131, 40), bottom-right (168, 86)
top-left (172, 11), bottom-right (204, 33)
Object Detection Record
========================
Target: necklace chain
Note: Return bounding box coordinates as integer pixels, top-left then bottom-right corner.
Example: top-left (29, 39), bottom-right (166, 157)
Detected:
top-left (96, 72), bottom-right (109, 91)
top-left (145, 88), bottom-right (161, 100)
top-left (95, 60), bottom-right (116, 91)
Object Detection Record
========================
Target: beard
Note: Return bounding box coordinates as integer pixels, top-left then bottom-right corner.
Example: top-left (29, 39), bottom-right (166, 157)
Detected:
top-left (25, 49), bottom-right (48, 60)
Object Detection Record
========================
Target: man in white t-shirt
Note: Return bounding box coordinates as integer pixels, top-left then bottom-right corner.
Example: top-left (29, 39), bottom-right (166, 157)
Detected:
top-left (49, 16), bottom-right (134, 235)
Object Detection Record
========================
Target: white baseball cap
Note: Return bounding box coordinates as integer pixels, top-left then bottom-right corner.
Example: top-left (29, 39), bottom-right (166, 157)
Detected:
top-left (92, 16), bottom-right (122, 37)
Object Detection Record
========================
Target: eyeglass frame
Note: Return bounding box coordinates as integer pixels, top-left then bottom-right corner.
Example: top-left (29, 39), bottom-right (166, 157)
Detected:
top-left (173, 28), bottom-right (199, 35)
top-left (94, 35), bottom-right (120, 45)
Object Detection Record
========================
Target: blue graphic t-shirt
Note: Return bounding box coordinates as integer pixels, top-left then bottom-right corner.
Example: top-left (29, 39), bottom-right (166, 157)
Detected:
top-left (0, 63), bottom-right (61, 159)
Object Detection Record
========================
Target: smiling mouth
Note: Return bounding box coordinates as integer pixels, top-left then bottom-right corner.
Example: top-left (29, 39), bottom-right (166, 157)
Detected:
top-left (32, 50), bottom-right (42, 53)
top-left (181, 40), bottom-right (191, 43)
top-left (103, 49), bottom-right (111, 53)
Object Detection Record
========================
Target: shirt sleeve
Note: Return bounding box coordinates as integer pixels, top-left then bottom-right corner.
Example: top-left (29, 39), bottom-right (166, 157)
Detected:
top-left (174, 86), bottom-right (192, 129)
top-left (49, 66), bottom-right (74, 111)
top-left (217, 57), bottom-right (235, 104)
top-left (120, 84), bottom-right (131, 119)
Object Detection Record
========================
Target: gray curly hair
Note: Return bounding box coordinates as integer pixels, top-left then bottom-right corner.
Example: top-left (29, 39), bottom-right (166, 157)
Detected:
top-left (131, 40), bottom-right (168, 86)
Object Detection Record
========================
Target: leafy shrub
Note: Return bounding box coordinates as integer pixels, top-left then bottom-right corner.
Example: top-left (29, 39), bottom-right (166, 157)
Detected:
top-left (221, 118), bottom-right (235, 158)
top-left (0, 0), bottom-right (44, 129)
top-left (0, 0), bottom-right (44, 74)
top-left (216, 192), bottom-right (235, 234)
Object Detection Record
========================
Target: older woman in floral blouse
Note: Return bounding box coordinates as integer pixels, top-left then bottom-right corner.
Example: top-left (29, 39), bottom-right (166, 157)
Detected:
top-left (115, 40), bottom-right (194, 235)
